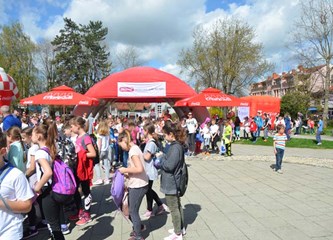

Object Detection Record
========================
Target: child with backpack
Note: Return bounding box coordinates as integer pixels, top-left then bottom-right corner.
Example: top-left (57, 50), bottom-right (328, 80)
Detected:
top-left (7, 126), bottom-right (26, 173)
top-left (142, 122), bottom-right (168, 219)
top-left (118, 129), bottom-right (148, 240)
top-left (0, 131), bottom-right (34, 240)
top-left (68, 116), bottom-right (96, 226)
top-left (32, 121), bottom-right (74, 240)
top-left (156, 121), bottom-right (186, 240)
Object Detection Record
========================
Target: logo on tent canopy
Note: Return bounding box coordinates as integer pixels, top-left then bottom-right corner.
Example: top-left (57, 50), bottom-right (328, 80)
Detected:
top-left (43, 93), bottom-right (74, 100)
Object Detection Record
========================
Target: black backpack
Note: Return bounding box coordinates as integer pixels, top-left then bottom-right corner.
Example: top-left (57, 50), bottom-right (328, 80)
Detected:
top-left (174, 142), bottom-right (189, 197)
top-left (81, 133), bottom-right (100, 165)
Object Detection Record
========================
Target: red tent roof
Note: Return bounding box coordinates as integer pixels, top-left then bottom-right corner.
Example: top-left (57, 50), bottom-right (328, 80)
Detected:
top-left (20, 85), bottom-right (99, 106)
top-left (174, 87), bottom-right (241, 107)
top-left (85, 67), bottom-right (196, 102)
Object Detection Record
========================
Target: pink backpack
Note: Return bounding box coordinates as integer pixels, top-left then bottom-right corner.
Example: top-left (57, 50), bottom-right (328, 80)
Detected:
top-left (41, 147), bottom-right (77, 195)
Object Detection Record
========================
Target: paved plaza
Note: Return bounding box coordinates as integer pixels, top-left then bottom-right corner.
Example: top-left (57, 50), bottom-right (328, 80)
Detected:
top-left (32, 144), bottom-right (333, 240)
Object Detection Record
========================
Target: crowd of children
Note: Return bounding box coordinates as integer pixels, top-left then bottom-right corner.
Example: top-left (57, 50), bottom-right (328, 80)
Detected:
top-left (0, 106), bottom-right (323, 239)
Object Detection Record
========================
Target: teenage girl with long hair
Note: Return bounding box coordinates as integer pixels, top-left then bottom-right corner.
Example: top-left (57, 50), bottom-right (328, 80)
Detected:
top-left (142, 122), bottom-right (168, 219)
top-left (118, 129), bottom-right (148, 240)
top-left (69, 116), bottom-right (96, 226)
top-left (157, 121), bottom-right (187, 240)
top-left (32, 121), bottom-right (72, 240)
top-left (22, 127), bottom-right (48, 239)
top-left (96, 119), bottom-right (111, 184)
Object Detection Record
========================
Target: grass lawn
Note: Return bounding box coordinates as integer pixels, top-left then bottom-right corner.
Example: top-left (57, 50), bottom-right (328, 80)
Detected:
top-left (235, 137), bottom-right (333, 149)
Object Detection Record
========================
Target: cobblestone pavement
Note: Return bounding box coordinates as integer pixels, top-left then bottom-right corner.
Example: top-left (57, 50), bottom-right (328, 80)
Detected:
top-left (31, 144), bottom-right (333, 240)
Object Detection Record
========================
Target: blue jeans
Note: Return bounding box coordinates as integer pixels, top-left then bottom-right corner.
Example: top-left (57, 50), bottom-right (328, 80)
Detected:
top-left (275, 148), bottom-right (284, 170)
top-left (123, 150), bottom-right (129, 167)
top-left (316, 130), bottom-right (322, 143)
top-left (256, 128), bottom-right (261, 137)
top-left (264, 128), bottom-right (268, 139)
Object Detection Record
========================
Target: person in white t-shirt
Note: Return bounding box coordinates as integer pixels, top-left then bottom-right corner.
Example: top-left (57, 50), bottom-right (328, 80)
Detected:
top-left (185, 112), bottom-right (198, 156)
top-left (21, 127), bottom-right (49, 238)
top-left (210, 118), bottom-right (220, 153)
top-left (95, 120), bottom-right (111, 185)
top-left (0, 131), bottom-right (34, 240)
top-left (118, 129), bottom-right (148, 240)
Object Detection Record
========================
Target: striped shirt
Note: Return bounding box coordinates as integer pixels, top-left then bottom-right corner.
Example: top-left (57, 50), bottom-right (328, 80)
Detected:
top-left (273, 133), bottom-right (287, 149)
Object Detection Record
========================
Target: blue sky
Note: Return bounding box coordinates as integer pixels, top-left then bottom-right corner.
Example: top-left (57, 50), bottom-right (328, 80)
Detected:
top-left (1, 0), bottom-right (300, 79)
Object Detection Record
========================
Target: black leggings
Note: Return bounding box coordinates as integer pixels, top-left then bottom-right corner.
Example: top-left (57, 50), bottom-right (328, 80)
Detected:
top-left (43, 191), bottom-right (73, 240)
top-left (145, 180), bottom-right (163, 211)
top-left (74, 180), bottom-right (91, 212)
top-left (27, 190), bottom-right (47, 227)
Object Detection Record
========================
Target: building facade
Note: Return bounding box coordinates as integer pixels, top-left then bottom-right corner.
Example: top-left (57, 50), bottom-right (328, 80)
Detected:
top-left (250, 65), bottom-right (333, 117)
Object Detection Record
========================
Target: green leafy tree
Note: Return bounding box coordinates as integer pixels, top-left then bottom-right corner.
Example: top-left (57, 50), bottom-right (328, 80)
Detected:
top-left (0, 22), bottom-right (37, 99)
top-left (281, 91), bottom-right (311, 118)
top-left (52, 18), bottom-right (111, 93)
top-left (178, 18), bottom-right (273, 95)
top-left (81, 21), bottom-right (111, 91)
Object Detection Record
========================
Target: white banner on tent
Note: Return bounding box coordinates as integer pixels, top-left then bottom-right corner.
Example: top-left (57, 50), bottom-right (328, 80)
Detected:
top-left (117, 82), bottom-right (166, 97)
top-left (238, 106), bottom-right (249, 121)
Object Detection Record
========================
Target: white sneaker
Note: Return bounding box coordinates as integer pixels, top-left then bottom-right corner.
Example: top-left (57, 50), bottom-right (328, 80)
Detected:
top-left (168, 227), bottom-right (186, 235)
top-left (164, 232), bottom-right (183, 240)
top-left (277, 169), bottom-right (283, 174)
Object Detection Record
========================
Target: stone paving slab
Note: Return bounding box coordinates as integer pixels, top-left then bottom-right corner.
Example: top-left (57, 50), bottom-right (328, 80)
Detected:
top-left (30, 145), bottom-right (333, 240)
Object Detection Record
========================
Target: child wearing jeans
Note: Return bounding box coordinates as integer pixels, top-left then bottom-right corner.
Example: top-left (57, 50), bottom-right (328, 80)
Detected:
top-left (96, 120), bottom-right (111, 185)
top-left (273, 124), bottom-right (288, 174)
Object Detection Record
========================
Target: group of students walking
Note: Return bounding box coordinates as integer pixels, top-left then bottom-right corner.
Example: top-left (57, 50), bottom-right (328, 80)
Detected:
top-left (0, 113), bottom-right (187, 240)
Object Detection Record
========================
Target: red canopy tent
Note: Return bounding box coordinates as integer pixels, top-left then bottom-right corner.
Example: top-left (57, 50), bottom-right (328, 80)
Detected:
top-left (174, 87), bottom-right (241, 107)
top-left (20, 85), bottom-right (99, 106)
top-left (74, 67), bottom-right (209, 122)
top-left (240, 95), bottom-right (280, 117)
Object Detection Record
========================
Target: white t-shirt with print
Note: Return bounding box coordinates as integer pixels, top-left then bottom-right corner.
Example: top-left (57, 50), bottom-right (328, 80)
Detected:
top-left (186, 118), bottom-right (198, 134)
top-left (35, 149), bottom-right (52, 186)
top-left (0, 166), bottom-right (34, 239)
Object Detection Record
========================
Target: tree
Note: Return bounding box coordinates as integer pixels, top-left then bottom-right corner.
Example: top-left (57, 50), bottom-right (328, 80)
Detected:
top-left (178, 18), bottom-right (273, 95)
top-left (36, 39), bottom-right (56, 92)
top-left (291, 0), bottom-right (333, 126)
top-left (52, 18), bottom-right (111, 93)
top-left (81, 21), bottom-right (111, 90)
top-left (115, 45), bottom-right (143, 70)
top-left (281, 91), bottom-right (311, 119)
top-left (0, 22), bottom-right (37, 99)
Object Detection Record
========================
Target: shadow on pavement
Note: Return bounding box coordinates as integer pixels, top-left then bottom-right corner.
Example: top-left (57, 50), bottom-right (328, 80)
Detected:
top-left (184, 203), bottom-right (201, 229)
top-left (76, 216), bottom-right (114, 240)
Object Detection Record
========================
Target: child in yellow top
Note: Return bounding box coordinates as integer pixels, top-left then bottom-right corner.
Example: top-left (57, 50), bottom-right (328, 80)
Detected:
top-left (223, 120), bottom-right (233, 157)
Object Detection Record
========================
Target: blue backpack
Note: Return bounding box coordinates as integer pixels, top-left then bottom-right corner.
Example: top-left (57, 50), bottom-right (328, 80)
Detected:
top-left (110, 170), bottom-right (125, 209)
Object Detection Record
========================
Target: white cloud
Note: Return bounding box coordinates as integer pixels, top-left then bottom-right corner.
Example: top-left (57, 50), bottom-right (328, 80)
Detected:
top-left (8, 0), bottom-right (303, 76)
